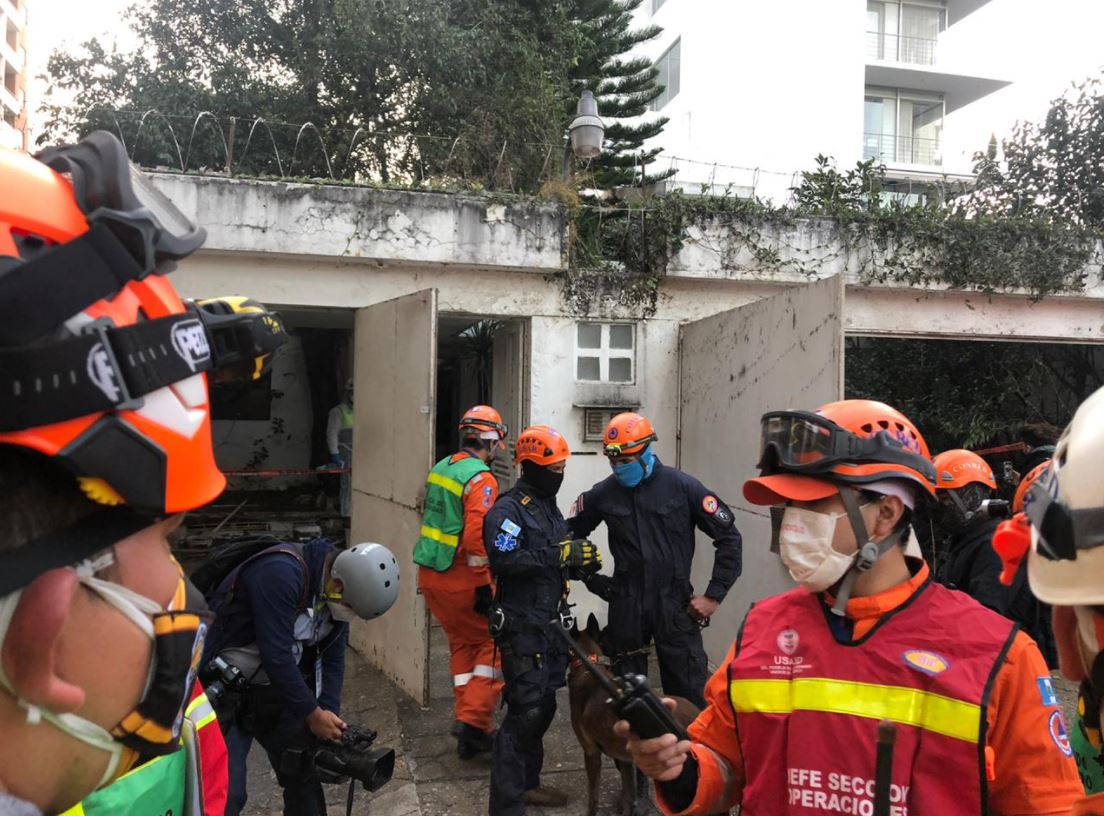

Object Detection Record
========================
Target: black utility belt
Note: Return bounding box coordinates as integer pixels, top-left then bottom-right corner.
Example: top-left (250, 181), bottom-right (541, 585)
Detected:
top-left (488, 603), bottom-right (573, 638)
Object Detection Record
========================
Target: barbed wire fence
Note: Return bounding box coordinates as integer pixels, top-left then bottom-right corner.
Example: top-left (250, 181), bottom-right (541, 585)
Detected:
top-left (70, 108), bottom-right (970, 209)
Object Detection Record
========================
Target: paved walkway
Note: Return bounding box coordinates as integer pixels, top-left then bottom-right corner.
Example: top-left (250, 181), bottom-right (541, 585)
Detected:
top-left (241, 625), bottom-right (635, 816)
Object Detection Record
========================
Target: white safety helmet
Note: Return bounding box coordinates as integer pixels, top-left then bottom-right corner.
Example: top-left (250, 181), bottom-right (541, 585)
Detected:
top-left (1027, 385), bottom-right (1104, 605)
top-left (331, 543), bottom-right (400, 620)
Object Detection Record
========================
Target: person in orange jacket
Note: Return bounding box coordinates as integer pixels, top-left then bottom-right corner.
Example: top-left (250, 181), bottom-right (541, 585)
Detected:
top-left (414, 406), bottom-right (507, 758)
top-left (1002, 386), bottom-right (1104, 815)
top-left (617, 399), bottom-right (1083, 815)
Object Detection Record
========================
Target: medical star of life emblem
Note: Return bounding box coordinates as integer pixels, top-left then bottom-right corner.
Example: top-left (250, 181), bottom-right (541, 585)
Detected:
top-left (777, 628), bottom-right (799, 656)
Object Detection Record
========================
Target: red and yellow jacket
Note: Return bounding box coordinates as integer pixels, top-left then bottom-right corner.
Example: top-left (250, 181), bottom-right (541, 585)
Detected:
top-left (660, 562), bottom-right (1083, 816)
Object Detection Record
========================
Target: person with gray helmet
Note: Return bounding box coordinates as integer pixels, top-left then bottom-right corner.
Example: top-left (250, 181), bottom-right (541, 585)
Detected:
top-left (202, 539), bottom-right (399, 816)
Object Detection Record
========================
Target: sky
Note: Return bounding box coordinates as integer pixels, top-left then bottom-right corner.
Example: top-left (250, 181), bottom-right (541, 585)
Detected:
top-left (24, 0), bottom-right (1104, 169)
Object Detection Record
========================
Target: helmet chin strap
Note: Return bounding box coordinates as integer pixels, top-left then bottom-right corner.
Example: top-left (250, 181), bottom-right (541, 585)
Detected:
top-left (831, 487), bottom-right (907, 617)
top-left (946, 488), bottom-right (977, 525)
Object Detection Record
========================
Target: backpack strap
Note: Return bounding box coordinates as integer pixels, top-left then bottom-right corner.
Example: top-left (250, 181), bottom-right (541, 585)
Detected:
top-left (223, 542), bottom-right (311, 613)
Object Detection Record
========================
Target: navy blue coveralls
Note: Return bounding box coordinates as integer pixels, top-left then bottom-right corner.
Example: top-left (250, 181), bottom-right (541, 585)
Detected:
top-left (484, 480), bottom-right (570, 816)
top-left (567, 458), bottom-right (742, 707)
top-left (205, 539), bottom-right (349, 816)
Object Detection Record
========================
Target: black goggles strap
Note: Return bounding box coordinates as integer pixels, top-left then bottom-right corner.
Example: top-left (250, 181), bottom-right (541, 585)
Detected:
top-left (0, 509), bottom-right (153, 598)
top-left (0, 307), bottom-right (283, 432)
top-left (1028, 482), bottom-right (1104, 561)
top-left (0, 223), bottom-right (151, 346)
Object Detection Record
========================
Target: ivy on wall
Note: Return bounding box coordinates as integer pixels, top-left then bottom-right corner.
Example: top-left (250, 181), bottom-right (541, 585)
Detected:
top-left (555, 156), bottom-right (1100, 316)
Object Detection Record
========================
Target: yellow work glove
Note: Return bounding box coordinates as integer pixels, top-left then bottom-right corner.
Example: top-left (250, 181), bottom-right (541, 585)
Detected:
top-left (559, 539), bottom-right (602, 579)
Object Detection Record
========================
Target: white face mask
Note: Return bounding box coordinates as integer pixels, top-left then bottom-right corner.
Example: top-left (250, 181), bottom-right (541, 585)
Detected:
top-left (778, 506), bottom-right (860, 593)
top-left (326, 601), bottom-right (358, 623)
top-left (0, 551), bottom-right (170, 788)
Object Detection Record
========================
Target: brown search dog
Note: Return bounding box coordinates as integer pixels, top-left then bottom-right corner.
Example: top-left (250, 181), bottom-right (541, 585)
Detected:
top-left (568, 614), bottom-right (701, 816)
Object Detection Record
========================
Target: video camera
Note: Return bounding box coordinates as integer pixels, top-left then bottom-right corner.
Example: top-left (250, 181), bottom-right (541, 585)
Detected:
top-left (201, 656), bottom-right (250, 709)
top-left (282, 724), bottom-right (396, 793)
top-left (980, 499), bottom-right (1012, 520)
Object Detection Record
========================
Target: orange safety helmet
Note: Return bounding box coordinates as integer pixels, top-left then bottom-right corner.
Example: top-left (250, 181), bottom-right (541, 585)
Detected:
top-left (0, 132), bottom-right (282, 515)
top-left (932, 449), bottom-right (997, 491)
top-left (745, 399), bottom-right (936, 505)
top-left (603, 412), bottom-right (657, 457)
top-left (459, 404), bottom-right (508, 442)
top-left (1014, 459), bottom-right (1051, 514)
top-left (514, 424), bottom-right (570, 466)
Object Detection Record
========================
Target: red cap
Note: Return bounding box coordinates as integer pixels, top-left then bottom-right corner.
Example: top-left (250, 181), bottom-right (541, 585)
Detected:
top-left (743, 473), bottom-right (839, 506)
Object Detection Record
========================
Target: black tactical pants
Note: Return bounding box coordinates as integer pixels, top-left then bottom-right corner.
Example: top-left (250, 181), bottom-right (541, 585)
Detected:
top-left (605, 578), bottom-right (709, 708)
top-left (488, 632), bottom-right (567, 816)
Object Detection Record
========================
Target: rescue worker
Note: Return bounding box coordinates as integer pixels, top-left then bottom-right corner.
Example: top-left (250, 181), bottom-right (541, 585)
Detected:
top-left (0, 132), bottom-right (285, 815)
top-left (567, 412), bottom-right (741, 707)
top-left (932, 449), bottom-right (1057, 664)
top-left (485, 425), bottom-right (602, 815)
top-left (993, 394), bottom-right (1104, 809)
top-left (205, 540), bottom-right (399, 816)
top-left (326, 379), bottom-right (354, 519)
top-left (415, 406), bottom-right (507, 758)
top-left (617, 399), bottom-right (1083, 815)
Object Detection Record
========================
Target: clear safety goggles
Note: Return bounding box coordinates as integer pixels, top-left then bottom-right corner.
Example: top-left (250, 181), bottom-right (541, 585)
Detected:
top-left (757, 411), bottom-right (934, 481)
top-left (462, 417), bottom-right (508, 439)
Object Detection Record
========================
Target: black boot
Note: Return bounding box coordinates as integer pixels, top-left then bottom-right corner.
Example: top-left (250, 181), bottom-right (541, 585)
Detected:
top-left (456, 722), bottom-right (495, 759)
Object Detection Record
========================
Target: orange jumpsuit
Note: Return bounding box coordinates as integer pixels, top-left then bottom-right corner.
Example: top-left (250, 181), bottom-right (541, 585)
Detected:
top-left (658, 562), bottom-right (1084, 815)
top-left (419, 456), bottom-right (503, 733)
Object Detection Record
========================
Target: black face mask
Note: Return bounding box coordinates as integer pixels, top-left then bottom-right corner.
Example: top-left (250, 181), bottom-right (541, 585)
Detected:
top-left (521, 460), bottom-right (564, 499)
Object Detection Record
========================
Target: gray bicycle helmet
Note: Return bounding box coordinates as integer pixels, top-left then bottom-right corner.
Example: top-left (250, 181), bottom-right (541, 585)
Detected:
top-left (331, 543), bottom-right (400, 620)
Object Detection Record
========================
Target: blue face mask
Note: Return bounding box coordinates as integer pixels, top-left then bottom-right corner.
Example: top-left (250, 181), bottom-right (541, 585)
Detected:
top-left (612, 446), bottom-right (656, 488)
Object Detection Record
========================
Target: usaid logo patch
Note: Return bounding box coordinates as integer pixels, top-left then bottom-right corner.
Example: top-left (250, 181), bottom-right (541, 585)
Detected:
top-left (902, 649), bottom-right (950, 676)
top-left (171, 319), bottom-right (211, 372)
top-left (777, 628), bottom-right (799, 656)
top-left (87, 342), bottom-right (123, 403)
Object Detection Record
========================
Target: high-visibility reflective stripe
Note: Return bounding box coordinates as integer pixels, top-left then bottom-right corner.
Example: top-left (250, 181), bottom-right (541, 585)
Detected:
top-left (729, 677), bottom-right (980, 743)
top-left (473, 664), bottom-right (503, 681)
top-left (185, 694), bottom-right (217, 730)
top-left (420, 525), bottom-right (459, 547)
top-left (454, 672), bottom-right (474, 687)
top-left (427, 472), bottom-right (465, 497)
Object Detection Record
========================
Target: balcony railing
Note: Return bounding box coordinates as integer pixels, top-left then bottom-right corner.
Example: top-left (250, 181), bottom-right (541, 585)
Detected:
top-left (863, 132), bottom-right (941, 166)
top-left (866, 31), bottom-right (938, 66)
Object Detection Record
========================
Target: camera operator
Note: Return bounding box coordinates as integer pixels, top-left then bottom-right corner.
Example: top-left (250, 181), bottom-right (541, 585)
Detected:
top-left (203, 540), bottom-right (399, 816)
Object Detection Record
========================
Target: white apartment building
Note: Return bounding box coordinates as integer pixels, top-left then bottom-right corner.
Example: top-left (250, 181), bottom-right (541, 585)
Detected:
top-left (0, 0), bottom-right (27, 151)
top-left (633, 0), bottom-right (1010, 201)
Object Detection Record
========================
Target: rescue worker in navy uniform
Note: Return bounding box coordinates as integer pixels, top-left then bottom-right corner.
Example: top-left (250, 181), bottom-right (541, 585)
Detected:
top-left (485, 425), bottom-right (602, 815)
top-left (205, 541), bottom-right (400, 816)
top-left (568, 413), bottom-right (742, 708)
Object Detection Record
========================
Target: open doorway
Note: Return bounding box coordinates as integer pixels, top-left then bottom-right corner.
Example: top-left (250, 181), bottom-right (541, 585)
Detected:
top-left (435, 315), bottom-right (529, 489)
top-left (178, 307), bottom-right (354, 563)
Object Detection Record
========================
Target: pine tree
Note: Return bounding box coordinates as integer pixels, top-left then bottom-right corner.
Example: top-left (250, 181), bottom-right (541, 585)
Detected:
top-left (569, 0), bottom-right (670, 188)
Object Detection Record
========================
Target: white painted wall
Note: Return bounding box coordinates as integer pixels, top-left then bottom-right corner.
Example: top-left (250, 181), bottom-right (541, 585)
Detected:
top-left (628, 0), bottom-right (1002, 198)
top-left (211, 336), bottom-right (314, 487)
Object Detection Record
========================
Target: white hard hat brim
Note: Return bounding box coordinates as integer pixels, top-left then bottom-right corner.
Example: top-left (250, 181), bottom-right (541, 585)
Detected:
top-left (1028, 542), bottom-right (1104, 606)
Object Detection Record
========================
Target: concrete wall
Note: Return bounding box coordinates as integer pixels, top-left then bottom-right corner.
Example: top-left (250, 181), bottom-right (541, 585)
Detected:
top-left (152, 174), bottom-right (565, 272)
top-left (160, 173), bottom-right (1104, 671)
